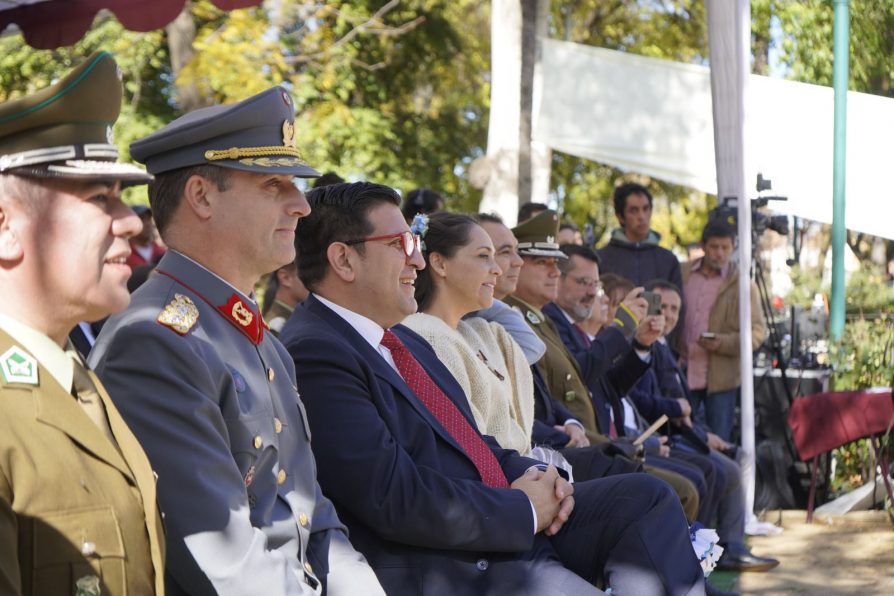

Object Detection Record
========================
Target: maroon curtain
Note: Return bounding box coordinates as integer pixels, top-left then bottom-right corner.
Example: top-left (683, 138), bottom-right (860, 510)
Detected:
top-left (1, 0), bottom-right (262, 49)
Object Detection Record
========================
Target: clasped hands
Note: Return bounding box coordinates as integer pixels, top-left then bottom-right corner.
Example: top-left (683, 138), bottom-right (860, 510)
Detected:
top-left (511, 465), bottom-right (574, 536)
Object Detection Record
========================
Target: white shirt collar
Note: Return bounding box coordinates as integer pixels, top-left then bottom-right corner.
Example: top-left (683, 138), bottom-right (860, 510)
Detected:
top-left (314, 293), bottom-right (385, 350)
top-left (558, 305), bottom-right (577, 326)
top-left (0, 312), bottom-right (73, 392)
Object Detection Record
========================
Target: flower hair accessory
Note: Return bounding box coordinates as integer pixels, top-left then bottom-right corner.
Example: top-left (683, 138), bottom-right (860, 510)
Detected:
top-left (410, 213), bottom-right (429, 251)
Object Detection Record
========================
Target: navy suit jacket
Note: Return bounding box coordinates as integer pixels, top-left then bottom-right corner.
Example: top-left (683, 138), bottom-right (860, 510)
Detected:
top-left (281, 296), bottom-right (557, 594)
top-left (542, 303), bottom-right (632, 435)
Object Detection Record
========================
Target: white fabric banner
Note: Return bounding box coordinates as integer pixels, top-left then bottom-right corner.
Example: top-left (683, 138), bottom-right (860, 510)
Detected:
top-left (535, 39), bottom-right (893, 240)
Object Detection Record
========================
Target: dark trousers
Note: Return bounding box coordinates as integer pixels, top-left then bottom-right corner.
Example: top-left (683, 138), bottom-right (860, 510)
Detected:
top-left (548, 474), bottom-right (705, 595)
top-left (673, 446), bottom-right (746, 548)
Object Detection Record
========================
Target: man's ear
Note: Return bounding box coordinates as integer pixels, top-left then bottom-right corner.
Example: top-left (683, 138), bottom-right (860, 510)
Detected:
top-left (326, 242), bottom-right (357, 283)
top-left (0, 204), bottom-right (25, 263)
top-left (180, 175), bottom-right (214, 221)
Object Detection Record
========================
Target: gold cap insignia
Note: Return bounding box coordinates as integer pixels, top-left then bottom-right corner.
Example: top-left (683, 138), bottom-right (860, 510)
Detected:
top-left (157, 293), bottom-right (199, 335)
top-left (282, 120), bottom-right (296, 148)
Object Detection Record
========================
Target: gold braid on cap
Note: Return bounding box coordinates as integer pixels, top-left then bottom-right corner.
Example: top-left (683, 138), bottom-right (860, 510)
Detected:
top-left (204, 146), bottom-right (304, 161)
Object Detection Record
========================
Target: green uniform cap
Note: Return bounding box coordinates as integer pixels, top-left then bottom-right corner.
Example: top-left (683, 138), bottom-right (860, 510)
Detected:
top-left (130, 86), bottom-right (320, 178)
top-left (0, 51), bottom-right (152, 185)
top-left (511, 209), bottom-right (568, 259)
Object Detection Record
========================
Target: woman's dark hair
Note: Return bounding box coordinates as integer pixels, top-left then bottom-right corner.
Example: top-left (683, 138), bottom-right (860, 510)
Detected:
top-left (414, 212), bottom-right (478, 312)
top-left (401, 187), bottom-right (444, 221)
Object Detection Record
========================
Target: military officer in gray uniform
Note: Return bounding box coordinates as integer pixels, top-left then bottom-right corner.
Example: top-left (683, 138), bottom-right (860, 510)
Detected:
top-left (89, 87), bottom-right (384, 596)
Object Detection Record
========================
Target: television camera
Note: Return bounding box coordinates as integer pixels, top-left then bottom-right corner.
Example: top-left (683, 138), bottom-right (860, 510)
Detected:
top-left (708, 174), bottom-right (789, 237)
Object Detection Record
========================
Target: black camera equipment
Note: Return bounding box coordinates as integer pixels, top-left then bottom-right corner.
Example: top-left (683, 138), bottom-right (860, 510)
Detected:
top-left (711, 176), bottom-right (828, 510)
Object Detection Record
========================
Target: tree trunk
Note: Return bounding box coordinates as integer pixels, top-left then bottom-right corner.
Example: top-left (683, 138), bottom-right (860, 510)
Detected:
top-left (165, 2), bottom-right (210, 113)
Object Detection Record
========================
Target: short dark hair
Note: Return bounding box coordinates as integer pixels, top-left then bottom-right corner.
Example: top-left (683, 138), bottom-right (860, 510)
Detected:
top-left (414, 212), bottom-right (478, 312)
top-left (559, 222), bottom-right (579, 232)
top-left (613, 182), bottom-right (652, 217)
top-left (312, 171), bottom-right (345, 188)
top-left (517, 202), bottom-right (548, 223)
top-left (558, 244), bottom-right (600, 274)
top-left (401, 187), bottom-right (444, 220)
top-left (646, 278), bottom-right (682, 299)
top-left (148, 164), bottom-right (231, 237)
top-left (261, 260), bottom-right (297, 316)
top-left (473, 212), bottom-right (504, 225)
top-left (296, 182), bottom-right (401, 291)
top-left (701, 219), bottom-right (736, 243)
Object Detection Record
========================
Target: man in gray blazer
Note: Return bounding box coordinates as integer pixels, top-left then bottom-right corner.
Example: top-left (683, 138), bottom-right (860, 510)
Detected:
top-left (90, 87), bottom-right (383, 596)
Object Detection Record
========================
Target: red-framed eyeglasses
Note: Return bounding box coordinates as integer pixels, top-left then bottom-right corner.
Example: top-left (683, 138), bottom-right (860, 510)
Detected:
top-left (344, 231), bottom-right (422, 257)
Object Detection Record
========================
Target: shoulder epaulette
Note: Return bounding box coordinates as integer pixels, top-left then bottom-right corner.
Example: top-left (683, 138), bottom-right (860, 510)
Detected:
top-left (157, 293), bottom-right (199, 335)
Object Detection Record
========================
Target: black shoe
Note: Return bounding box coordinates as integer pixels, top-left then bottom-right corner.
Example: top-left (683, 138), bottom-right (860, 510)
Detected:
top-left (715, 550), bottom-right (780, 573)
top-left (705, 581), bottom-right (740, 596)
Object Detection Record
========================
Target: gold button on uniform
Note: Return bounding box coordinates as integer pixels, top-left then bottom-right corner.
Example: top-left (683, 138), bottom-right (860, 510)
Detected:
top-left (304, 561), bottom-right (313, 574)
top-left (277, 470), bottom-right (287, 485)
top-left (299, 512), bottom-right (309, 527)
top-left (267, 368), bottom-right (275, 381)
top-left (253, 436), bottom-right (263, 449)
top-left (274, 418), bottom-right (283, 434)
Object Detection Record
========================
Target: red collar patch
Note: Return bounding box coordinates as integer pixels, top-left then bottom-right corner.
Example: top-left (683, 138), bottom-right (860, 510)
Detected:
top-left (217, 294), bottom-right (264, 345)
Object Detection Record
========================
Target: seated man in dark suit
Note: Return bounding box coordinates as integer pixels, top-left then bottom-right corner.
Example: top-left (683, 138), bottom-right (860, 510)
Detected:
top-left (646, 280), bottom-right (779, 574)
top-left (281, 182), bottom-right (706, 595)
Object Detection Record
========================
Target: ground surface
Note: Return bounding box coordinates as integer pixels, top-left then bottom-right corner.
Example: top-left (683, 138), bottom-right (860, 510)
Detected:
top-left (709, 510), bottom-right (894, 595)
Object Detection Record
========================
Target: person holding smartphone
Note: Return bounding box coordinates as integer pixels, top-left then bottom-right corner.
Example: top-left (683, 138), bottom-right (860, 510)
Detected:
top-left (682, 220), bottom-right (766, 443)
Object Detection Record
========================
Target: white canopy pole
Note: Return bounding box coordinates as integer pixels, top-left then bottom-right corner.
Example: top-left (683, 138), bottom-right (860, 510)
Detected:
top-left (478, 0), bottom-right (522, 225)
top-left (707, 0), bottom-right (756, 514)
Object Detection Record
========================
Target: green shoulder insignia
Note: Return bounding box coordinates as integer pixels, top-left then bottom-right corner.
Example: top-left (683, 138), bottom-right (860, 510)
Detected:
top-left (157, 293), bottom-right (199, 335)
top-left (525, 310), bottom-right (541, 325)
top-left (0, 346), bottom-right (39, 385)
top-left (75, 574), bottom-right (101, 596)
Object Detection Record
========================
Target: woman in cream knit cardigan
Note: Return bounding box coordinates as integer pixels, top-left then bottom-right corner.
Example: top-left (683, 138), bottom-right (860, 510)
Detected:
top-left (402, 213), bottom-right (535, 455)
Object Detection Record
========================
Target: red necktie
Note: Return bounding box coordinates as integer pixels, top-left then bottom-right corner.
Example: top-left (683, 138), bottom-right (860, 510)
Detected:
top-left (381, 330), bottom-right (509, 488)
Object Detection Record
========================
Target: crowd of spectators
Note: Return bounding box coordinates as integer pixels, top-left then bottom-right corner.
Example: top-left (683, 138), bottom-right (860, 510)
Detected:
top-left (1, 51), bottom-right (777, 596)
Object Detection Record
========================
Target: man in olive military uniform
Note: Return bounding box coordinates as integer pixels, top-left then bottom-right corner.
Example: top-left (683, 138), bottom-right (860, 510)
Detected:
top-left (503, 210), bottom-right (702, 520)
top-left (262, 259), bottom-right (308, 336)
top-left (0, 52), bottom-right (165, 595)
top-left (89, 87), bottom-right (383, 595)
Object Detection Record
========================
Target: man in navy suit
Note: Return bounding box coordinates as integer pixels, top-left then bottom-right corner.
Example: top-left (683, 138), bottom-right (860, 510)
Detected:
top-left (281, 182), bottom-right (705, 595)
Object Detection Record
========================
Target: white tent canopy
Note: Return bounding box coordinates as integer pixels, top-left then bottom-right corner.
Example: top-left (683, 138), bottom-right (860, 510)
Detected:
top-left (534, 39), bottom-right (893, 241)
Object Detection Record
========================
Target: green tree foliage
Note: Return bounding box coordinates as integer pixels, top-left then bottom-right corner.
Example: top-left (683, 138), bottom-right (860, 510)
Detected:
top-left (754, 0), bottom-right (894, 96)
top-left (2, 0), bottom-right (490, 210)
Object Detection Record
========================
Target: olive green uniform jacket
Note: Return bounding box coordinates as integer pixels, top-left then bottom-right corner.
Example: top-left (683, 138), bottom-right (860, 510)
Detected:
top-left (0, 329), bottom-right (165, 595)
top-left (504, 296), bottom-right (609, 445)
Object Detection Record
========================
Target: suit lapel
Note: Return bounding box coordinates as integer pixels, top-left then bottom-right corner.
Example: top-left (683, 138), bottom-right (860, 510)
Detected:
top-left (304, 297), bottom-right (470, 458)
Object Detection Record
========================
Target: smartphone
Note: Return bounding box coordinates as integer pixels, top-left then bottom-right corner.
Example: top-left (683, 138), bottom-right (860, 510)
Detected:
top-left (700, 332), bottom-right (717, 339)
top-left (640, 291), bottom-right (662, 316)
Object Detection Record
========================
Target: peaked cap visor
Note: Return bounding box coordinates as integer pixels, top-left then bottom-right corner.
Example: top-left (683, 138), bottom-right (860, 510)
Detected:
top-left (0, 51), bottom-right (152, 185)
top-left (130, 86), bottom-right (320, 178)
top-left (512, 209), bottom-right (568, 259)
